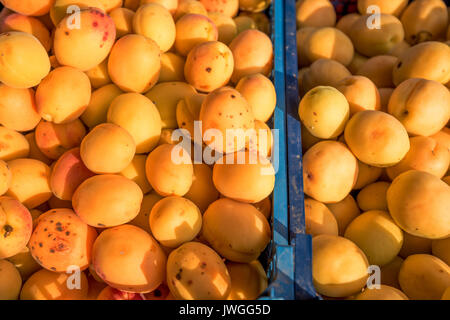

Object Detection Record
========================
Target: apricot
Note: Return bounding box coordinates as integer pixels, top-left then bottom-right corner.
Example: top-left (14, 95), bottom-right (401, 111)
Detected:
top-left (299, 86), bottom-right (349, 139)
top-left (399, 232), bottom-right (432, 258)
top-left (202, 198), bottom-right (271, 263)
top-left (236, 73), bottom-right (276, 123)
top-left (380, 256), bottom-right (403, 289)
top-left (387, 37), bottom-right (410, 56)
top-left (133, 3), bottom-right (175, 53)
top-left (226, 260), bottom-right (268, 300)
top-left (344, 110), bottom-right (410, 167)
top-left (0, 196), bottom-right (32, 259)
top-left (167, 241), bottom-right (231, 300)
top-left (29, 209), bottom-right (97, 272)
top-left (50, 148), bottom-right (95, 201)
top-left (0, 259), bottom-right (22, 300)
top-left (0, 127), bottom-right (30, 162)
top-left (326, 194), bottom-right (360, 236)
top-left (97, 286), bottom-right (146, 300)
top-left (185, 41), bottom-right (233, 93)
top-left (143, 0), bottom-right (177, 12)
top-left (20, 269), bottom-right (89, 300)
top-left (239, 0), bottom-right (269, 12)
top-left (200, 87), bottom-right (255, 153)
top-left (296, 0), bottom-right (336, 28)
top-left (345, 210), bottom-right (403, 266)
top-left (357, 0), bottom-right (407, 17)
top-left (0, 31), bottom-right (50, 89)
top-left (119, 155), bottom-right (152, 194)
top-left (160, 52), bottom-right (185, 82)
top-left (6, 246), bottom-right (41, 281)
top-left (229, 29), bottom-right (273, 84)
top-left (208, 12), bottom-right (237, 45)
top-left (0, 0), bottom-right (54, 16)
top-left (129, 192), bottom-right (162, 233)
top-left (98, 0), bottom-right (122, 11)
top-left (0, 13), bottom-right (51, 52)
top-left (239, 11), bottom-right (270, 35)
top-left (150, 196), bottom-right (202, 248)
top-left (252, 197), bottom-right (271, 220)
top-left (73, 174), bottom-right (142, 228)
top-left (234, 15), bottom-right (256, 34)
top-left (357, 181), bottom-right (389, 212)
top-left (107, 93), bottom-right (161, 154)
top-left (81, 84), bottom-right (122, 129)
top-left (388, 78), bottom-right (450, 137)
top-left (80, 123), bottom-right (136, 174)
top-left (6, 159), bottom-right (52, 209)
top-left (350, 14), bottom-right (404, 57)
top-left (392, 41), bottom-right (450, 85)
top-left (304, 198), bottom-right (338, 237)
top-left (36, 67), bottom-right (91, 124)
top-left (85, 59), bottom-right (111, 89)
top-left (213, 151), bottom-right (274, 203)
top-left (50, 0), bottom-right (106, 26)
top-left (108, 34), bottom-right (161, 93)
top-left (248, 120), bottom-right (272, 158)
top-left (399, 254), bottom-right (450, 300)
top-left (305, 27), bottom-right (354, 66)
top-left (145, 144), bottom-right (193, 197)
top-left (430, 128), bottom-right (450, 157)
top-left (432, 237), bottom-right (450, 266)
top-left (176, 93), bottom-right (206, 138)
top-left (336, 12), bottom-right (360, 36)
top-left (54, 8), bottom-right (115, 71)
top-left (146, 82), bottom-right (197, 129)
top-left (109, 7), bottom-right (134, 38)
top-left (336, 76), bottom-right (380, 115)
top-left (386, 136), bottom-right (449, 180)
top-left (0, 85), bottom-right (39, 134)
top-left (347, 52), bottom-right (367, 75)
top-left (184, 163), bottom-right (219, 213)
top-left (387, 170), bottom-right (450, 239)
top-left (401, 0), bottom-right (448, 44)
top-left (35, 119), bottom-right (86, 160)
top-left (199, 0), bottom-right (238, 17)
top-left (303, 141), bottom-right (358, 203)
top-left (174, 0), bottom-right (208, 21)
top-left (174, 14), bottom-right (217, 57)
top-left (302, 59), bottom-right (351, 92)
top-left (312, 235), bottom-right (369, 297)
top-left (296, 26), bottom-right (316, 67)
top-left (24, 133), bottom-right (51, 165)
top-left (356, 55), bottom-right (398, 88)
top-left (355, 285), bottom-right (408, 300)
top-left (92, 224), bottom-right (166, 293)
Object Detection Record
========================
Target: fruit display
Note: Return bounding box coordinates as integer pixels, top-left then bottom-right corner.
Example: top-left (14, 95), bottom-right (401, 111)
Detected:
top-left (0, 0), bottom-right (277, 301)
top-left (297, 0), bottom-right (450, 300)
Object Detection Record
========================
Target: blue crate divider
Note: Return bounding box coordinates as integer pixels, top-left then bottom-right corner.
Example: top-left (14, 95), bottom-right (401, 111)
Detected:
top-left (259, 0), bottom-right (295, 300)
top-left (283, 0), bottom-right (318, 300)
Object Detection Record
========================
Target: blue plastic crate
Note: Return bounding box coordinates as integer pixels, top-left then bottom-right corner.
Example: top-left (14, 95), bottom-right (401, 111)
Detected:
top-left (258, 0), bottom-right (294, 300)
top-left (260, 0), bottom-right (317, 300)
top-left (283, 0), bottom-right (318, 300)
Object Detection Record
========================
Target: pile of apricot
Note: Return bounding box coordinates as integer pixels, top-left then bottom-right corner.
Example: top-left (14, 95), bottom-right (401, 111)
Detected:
top-left (0, 0), bottom-right (276, 300)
